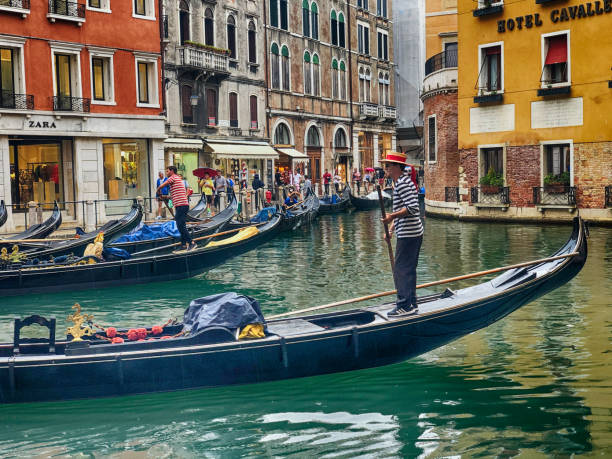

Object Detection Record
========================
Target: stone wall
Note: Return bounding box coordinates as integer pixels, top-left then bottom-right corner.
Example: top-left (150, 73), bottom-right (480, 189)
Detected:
top-left (574, 141), bottom-right (612, 209)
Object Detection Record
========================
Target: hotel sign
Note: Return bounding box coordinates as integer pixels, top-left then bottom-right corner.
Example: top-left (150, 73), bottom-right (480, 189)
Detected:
top-left (497, 0), bottom-right (612, 32)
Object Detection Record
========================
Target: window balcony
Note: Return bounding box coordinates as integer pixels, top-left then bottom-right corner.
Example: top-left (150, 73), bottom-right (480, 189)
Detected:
top-left (52, 96), bottom-right (90, 112)
top-left (473, 91), bottom-right (503, 104)
top-left (379, 105), bottom-right (397, 120)
top-left (48, 0), bottom-right (86, 25)
top-left (422, 49), bottom-right (457, 98)
top-left (533, 186), bottom-right (576, 210)
top-left (445, 186), bottom-right (460, 203)
top-left (359, 103), bottom-right (379, 119)
top-left (424, 49), bottom-right (457, 77)
top-left (0, 0), bottom-right (30, 17)
top-left (473, 2), bottom-right (504, 17)
top-left (471, 186), bottom-right (510, 209)
top-left (0, 92), bottom-right (34, 110)
top-left (179, 44), bottom-right (229, 74)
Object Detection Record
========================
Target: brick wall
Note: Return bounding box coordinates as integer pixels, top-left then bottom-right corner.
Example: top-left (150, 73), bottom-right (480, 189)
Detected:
top-left (574, 142), bottom-right (612, 209)
top-left (423, 91), bottom-right (458, 202)
top-left (506, 145), bottom-right (540, 207)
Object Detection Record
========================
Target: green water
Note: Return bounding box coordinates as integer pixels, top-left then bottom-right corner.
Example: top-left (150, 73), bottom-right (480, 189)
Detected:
top-left (0, 213), bottom-right (610, 457)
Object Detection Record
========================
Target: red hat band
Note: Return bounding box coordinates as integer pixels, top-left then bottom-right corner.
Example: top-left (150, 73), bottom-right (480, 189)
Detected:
top-left (382, 152), bottom-right (407, 164)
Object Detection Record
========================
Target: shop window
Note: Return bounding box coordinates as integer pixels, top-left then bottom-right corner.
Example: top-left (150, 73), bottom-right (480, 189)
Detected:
top-left (428, 115), bottom-right (436, 162)
top-left (179, 1), bottom-right (190, 45)
top-left (206, 88), bottom-right (217, 126)
top-left (357, 23), bottom-right (370, 55)
top-left (135, 55), bottom-right (158, 107)
top-left (229, 92), bottom-right (238, 127)
top-left (338, 13), bottom-right (345, 48)
top-left (89, 51), bottom-right (114, 104)
top-left (204, 8), bottom-right (214, 47)
top-left (181, 85), bottom-right (193, 123)
top-left (544, 143), bottom-right (571, 177)
top-left (376, 0), bottom-right (387, 17)
top-left (377, 30), bottom-right (388, 61)
top-left (303, 51), bottom-right (312, 95)
top-left (248, 21), bottom-right (257, 64)
top-left (133, 0), bottom-right (154, 18)
top-left (250, 95), bottom-right (258, 129)
top-left (281, 45), bottom-right (290, 91)
top-left (330, 10), bottom-right (338, 46)
top-left (541, 33), bottom-right (569, 86)
top-left (270, 43), bottom-right (280, 89)
top-left (480, 147), bottom-right (504, 178)
top-left (312, 53), bottom-right (320, 96)
top-left (477, 43), bottom-right (503, 94)
top-left (274, 123), bottom-right (291, 145)
top-left (227, 15), bottom-right (236, 59)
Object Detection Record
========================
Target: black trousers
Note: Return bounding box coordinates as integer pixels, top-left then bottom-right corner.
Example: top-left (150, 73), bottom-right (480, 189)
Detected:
top-left (394, 235), bottom-right (423, 309)
top-left (174, 205), bottom-right (192, 246)
top-left (324, 183), bottom-right (330, 195)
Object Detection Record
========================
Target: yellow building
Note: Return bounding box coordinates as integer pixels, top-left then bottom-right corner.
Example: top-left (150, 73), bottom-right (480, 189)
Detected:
top-left (454, 0), bottom-right (612, 223)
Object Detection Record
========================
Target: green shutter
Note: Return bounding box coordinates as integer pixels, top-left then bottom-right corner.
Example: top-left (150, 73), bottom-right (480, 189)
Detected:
top-left (304, 51), bottom-right (311, 62)
top-left (281, 45), bottom-right (289, 57)
top-left (339, 12), bottom-right (345, 22)
top-left (340, 60), bottom-right (346, 71)
top-left (313, 54), bottom-right (319, 65)
top-left (331, 10), bottom-right (337, 20)
top-left (332, 59), bottom-right (338, 69)
top-left (271, 43), bottom-right (279, 54)
top-left (311, 2), bottom-right (318, 13)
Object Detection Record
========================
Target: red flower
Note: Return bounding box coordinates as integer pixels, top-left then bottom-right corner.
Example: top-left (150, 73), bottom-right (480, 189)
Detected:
top-left (106, 327), bottom-right (117, 338)
top-left (127, 329), bottom-right (139, 341)
top-left (137, 328), bottom-right (148, 339)
top-left (151, 325), bottom-right (163, 335)
top-left (111, 337), bottom-right (124, 344)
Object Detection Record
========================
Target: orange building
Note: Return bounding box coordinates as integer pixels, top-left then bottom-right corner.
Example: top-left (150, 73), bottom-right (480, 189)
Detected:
top-left (0, 1), bottom-right (165, 231)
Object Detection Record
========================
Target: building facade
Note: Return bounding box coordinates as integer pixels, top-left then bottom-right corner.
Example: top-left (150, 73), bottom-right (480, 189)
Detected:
top-left (0, 0), bottom-right (166, 232)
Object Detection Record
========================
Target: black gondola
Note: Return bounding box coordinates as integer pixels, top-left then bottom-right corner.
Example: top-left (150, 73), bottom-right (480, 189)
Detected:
top-left (12, 202), bottom-right (143, 261)
top-left (348, 187), bottom-right (392, 210)
top-left (0, 218), bottom-right (587, 404)
top-left (108, 192), bottom-right (238, 254)
top-left (0, 211), bottom-right (283, 297)
top-left (185, 193), bottom-right (209, 222)
top-left (0, 202), bottom-right (62, 249)
top-left (279, 188), bottom-right (320, 231)
top-left (318, 187), bottom-right (350, 214)
top-left (0, 200), bottom-right (7, 230)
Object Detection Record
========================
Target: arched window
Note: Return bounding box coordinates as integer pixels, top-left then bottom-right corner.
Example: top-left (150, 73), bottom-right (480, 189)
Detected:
top-left (358, 67), bottom-right (364, 101)
top-left (229, 92), bottom-right (238, 127)
top-left (312, 53), bottom-right (320, 96)
top-left (378, 71), bottom-right (384, 105)
top-left (311, 2), bottom-right (318, 40)
top-left (250, 95), bottom-right (258, 129)
top-left (281, 45), bottom-right (290, 91)
top-left (339, 60), bottom-right (346, 100)
top-left (365, 68), bottom-right (371, 102)
top-left (303, 51), bottom-right (312, 95)
top-left (274, 123), bottom-right (291, 145)
top-left (181, 84), bottom-right (193, 123)
top-left (248, 21), bottom-right (256, 64)
top-left (206, 87), bottom-right (217, 125)
top-left (302, 0), bottom-right (310, 37)
top-left (338, 13), bottom-right (346, 48)
top-left (330, 10), bottom-right (338, 46)
top-left (335, 128), bottom-right (347, 148)
top-left (269, 0), bottom-right (278, 27)
top-left (331, 59), bottom-right (338, 99)
top-left (271, 43), bottom-right (280, 89)
top-left (384, 72), bottom-right (390, 106)
top-left (307, 126), bottom-right (320, 146)
top-left (204, 8), bottom-right (214, 46)
top-left (227, 15), bottom-right (236, 59)
top-left (179, 0), bottom-right (190, 45)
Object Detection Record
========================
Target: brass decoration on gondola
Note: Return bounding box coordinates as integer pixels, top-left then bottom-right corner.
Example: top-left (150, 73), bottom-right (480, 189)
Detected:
top-left (66, 303), bottom-right (95, 341)
top-left (0, 245), bottom-right (27, 263)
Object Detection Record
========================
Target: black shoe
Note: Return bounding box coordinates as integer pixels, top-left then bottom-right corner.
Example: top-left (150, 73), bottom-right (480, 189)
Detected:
top-left (387, 305), bottom-right (418, 317)
top-left (187, 242), bottom-right (197, 251)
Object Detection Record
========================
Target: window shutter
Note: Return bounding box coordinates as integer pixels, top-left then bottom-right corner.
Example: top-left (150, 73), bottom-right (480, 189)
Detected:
top-left (250, 95), bottom-right (258, 129)
top-left (545, 35), bottom-right (567, 65)
top-left (206, 88), bottom-right (217, 125)
top-left (229, 93), bottom-right (238, 127)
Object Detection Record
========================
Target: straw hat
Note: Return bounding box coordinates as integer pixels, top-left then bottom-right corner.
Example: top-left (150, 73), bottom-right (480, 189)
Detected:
top-left (380, 151), bottom-right (408, 166)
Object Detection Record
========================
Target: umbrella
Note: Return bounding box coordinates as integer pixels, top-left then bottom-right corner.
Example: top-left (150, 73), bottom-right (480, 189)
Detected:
top-left (365, 167), bottom-right (375, 172)
top-left (193, 168), bottom-right (218, 179)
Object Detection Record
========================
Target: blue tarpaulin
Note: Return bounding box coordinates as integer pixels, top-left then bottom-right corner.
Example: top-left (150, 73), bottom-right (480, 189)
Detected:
top-left (250, 207), bottom-right (276, 223)
top-left (112, 221), bottom-right (180, 243)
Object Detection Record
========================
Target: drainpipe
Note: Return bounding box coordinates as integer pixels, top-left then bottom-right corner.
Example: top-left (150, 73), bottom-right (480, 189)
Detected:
top-left (158, 0), bottom-right (167, 116)
top-left (347, 3), bottom-right (356, 171)
top-left (262, 1), bottom-right (271, 141)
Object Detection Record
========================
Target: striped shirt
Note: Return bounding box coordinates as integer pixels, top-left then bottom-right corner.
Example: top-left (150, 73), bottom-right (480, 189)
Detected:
top-left (166, 174), bottom-right (189, 207)
top-left (392, 173), bottom-right (424, 238)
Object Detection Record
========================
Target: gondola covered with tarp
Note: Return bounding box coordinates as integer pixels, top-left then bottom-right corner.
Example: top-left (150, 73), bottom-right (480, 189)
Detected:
top-left (0, 211), bottom-right (283, 297)
top-left (0, 201), bottom-right (7, 230)
top-left (108, 192), bottom-right (237, 254)
top-left (348, 187), bottom-right (392, 210)
top-left (0, 218), bottom-right (587, 403)
top-left (319, 187), bottom-right (350, 214)
top-left (0, 202), bottom-right (62, 250)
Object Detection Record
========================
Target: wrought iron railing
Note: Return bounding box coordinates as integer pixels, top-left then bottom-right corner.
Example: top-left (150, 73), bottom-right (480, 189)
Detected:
top-left (52, 96), bottom-right (91, 112)
top-left (0, 0), bottom-right (30, 9)
top-left (445, 186), bottom-right (460, 203)
top-left (0, 92), bottom-right (34, 110)
top-left (471, 186), bottom-right (510, 205)
top-left (424, 49), bottom-right (458, 76)
top-left (48, 0), bottom-right (85, 18)
top-left (533, 186), bottom-right (576, 206)
top-left (605, 186), bottom-right (611, 208)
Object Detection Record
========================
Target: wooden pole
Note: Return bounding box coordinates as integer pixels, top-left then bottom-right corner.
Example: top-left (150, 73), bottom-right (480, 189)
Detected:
top-left (377, 185), bottom-right (394, 270)
top-left (268, 251), bottom-right (579, 319)
top-left (285, 199), bottom-right (305, 211)
top-left (163, 199), bottom-right (175, 218)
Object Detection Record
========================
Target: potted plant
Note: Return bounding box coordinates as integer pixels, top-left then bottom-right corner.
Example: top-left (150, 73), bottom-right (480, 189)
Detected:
top-left (479, 167), bottom-right (504, 194)
top-left (544, 171), bottom-right (570, 193)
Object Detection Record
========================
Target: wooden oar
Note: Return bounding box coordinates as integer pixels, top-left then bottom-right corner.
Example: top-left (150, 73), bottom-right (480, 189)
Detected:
top-left (268, 251), bottom-right (580, 319)
top-left (0, 238), bottom-right (75, 243)
top-left (285, 199), bottom-right (305, 211)
top-left (377, 185), bottom-right (395, 270)
top-left (163, 199), bottom-right (175, 218)
top-left (131, 222), bottom-right (267, 256)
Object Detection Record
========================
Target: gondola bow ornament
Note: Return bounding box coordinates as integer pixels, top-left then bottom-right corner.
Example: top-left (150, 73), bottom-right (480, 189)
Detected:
top-left (66, 303), bottom-right (95, 342)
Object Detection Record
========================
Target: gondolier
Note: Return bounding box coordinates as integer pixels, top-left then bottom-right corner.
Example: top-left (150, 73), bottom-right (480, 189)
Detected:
top-left (157, 166), bottom-right (195, 251)
top-left (381, 152), bottom-right (424, 316)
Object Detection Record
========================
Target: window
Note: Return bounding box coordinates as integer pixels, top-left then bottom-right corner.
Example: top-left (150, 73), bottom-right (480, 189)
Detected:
top-left (331, 59), bottom-right (338, 98)
top-left (378, 71), bottom-right (389, 105)
top-left (302, 0), bottom-right (310, 37)
top-left (311, 3), bottom-right (318, 40)
top-left (339, 60), bottom-right (346, 100)
top-left (89, 0), bottom-right (101, 7)
top-left (204, 8), bottom-right (214, 46)
top-left (377, 30), bottom-right (388, 61)
top-left (335, 128), bottom-right (347, 148)
top-left (137, 61), bottom-right (149, 103)
top-left (358, 67), bottom-right (364, 101)
top-left (88, 0), bottom-right (110, 9)
top-left (281, 45), bottom-right (290, 91)
top-left (133, 0), bottom-right (154, 18)
top-left (248, 21), bottom-right (257, 64)
top-left (250, 95), bottom-right (258, 129)
top-left (428, 115), bottom-right (436, 162)
top-left (89, 49), bottom-right (114, 104)
top-left (357, 0), bottom-right (368, 10)
top-left (227, 15), bottom-right (236, 59)
top-left (444, 42), bottom-right (458, 67)
top-left (181, 85), bottom-right (193, 123)
top-left (55, 54), bottom-right (73, 109)
top-left (1, 48), bottom-right (15, 108)
top-left (228, 92), bottom-right (238, 127)
top-left (270, 0), bottom-right (288, 30)
top-left (358, 23), bottom-right (370, 55)
top-left (274, 123), bottom-right (291, 145)
top-left (179, 0), bottom-right (190, 45)
top-left (338, 13), bottom-right (345, 48)
top-left (481, 147), bottom-right (503, 176)
top-left (365, 68), bottom-right (371, 102)
top-left (280, 0), bottom-right (288, 29)
top-left (92, 58), bottom-right (105, 100)
top-left (330, 11), bottom-right (338, 46)
top-left (544, 144), bottom-right (571, 176)
top-left (51, 43), bottom-right (83, 110)
top-left (134, 54), bottom-right (159, 107)
top-left (270, 0), bottom-right (278, 27)
top-left (376, 0), bottom-right (387, 17)
top-left (303, 51), bottom-right (312, 95)
top-left (477, 43), bottom-right (503, 93)
top-left (271, 43), bottom-right (280, 89)
top-left (307, 126), bottom-right (320, 146)
top-left (312, 54), bottom-right (320, 96)
top-left (206, 88), bottom-right (217, 125)
top-left (542, 33), bottom-right (569, 86)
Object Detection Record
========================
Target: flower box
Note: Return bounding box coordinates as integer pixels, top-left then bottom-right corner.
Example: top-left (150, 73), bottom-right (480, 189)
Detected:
top-left (544, 184), bottom-right (567, 194)
top-left (481, 185), bottom-right (501, 194)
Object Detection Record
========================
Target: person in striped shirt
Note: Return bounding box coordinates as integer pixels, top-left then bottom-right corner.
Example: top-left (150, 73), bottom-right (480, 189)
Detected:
top-left (157, 165), bottom-right (196, 251)
top-left (380, 152), bottom-right (424, 316)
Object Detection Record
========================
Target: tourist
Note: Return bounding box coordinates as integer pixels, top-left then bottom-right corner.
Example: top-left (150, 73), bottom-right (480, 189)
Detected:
top-left (322, 169), bottom-right (332, 195)
top-left (199, 172), bottom-right (215, 215)
top-left (364, 170), bottom-right (371, 194)
top-left (333, 171), bottom-right (341, 194)
top-left (227, 174), bottom-right (235, 190)
top-left (214, 170), bottom-right (228, 210)
top-left (292, 170), bottom-right (302, 190)
top-left (352, 168), bottom-right (362, 195)
top-left (380, 152), bottom-right (424, 316)
top-left (155, 171), bottom-right (169, 220)
top-left (284, 191), bottom-right (300, 208)
top-left (157, 166), bottom-right (195, 251)
top-left (275, 170), bottom-right (282, 187)
top-left (303, 175), bottom-right (312, 195)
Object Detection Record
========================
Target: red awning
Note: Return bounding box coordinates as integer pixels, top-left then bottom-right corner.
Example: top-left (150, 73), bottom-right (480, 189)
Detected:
top-left (485, 46), bottom-right (501, 55)
top-left (545, 36), bottom-right (567, 65)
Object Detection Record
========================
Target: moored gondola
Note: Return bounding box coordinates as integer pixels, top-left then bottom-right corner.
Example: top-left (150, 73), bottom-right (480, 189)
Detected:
top-left (0, 202), bottom-right (62, 249)
top-left (0, 212), bottom-right (283, 297)
top-left (0, 200), bottom-right (7, 230)
top-left (319, 187), bottom-right (350, 214)
top-left (185, 193), bottom-right (209, 222)
top-left (0, 218), bottom-right (587, 404)
top-left (348, 187), bottom-right (392, 210)
top-left (279, 188), bottom-right (319, 231)
top-left (108, 192), bottom-right (238, 254)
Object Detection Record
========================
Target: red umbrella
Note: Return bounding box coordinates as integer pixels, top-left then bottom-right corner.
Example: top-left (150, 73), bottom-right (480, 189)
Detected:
top-left (192, 167), bottom-right (218, 179)
top-left (365, 167), bottom-right (375, 172)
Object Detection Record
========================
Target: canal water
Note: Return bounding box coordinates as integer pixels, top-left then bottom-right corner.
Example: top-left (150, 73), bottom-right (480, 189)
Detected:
top-left (0, 213), bottom-right (610, 457)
